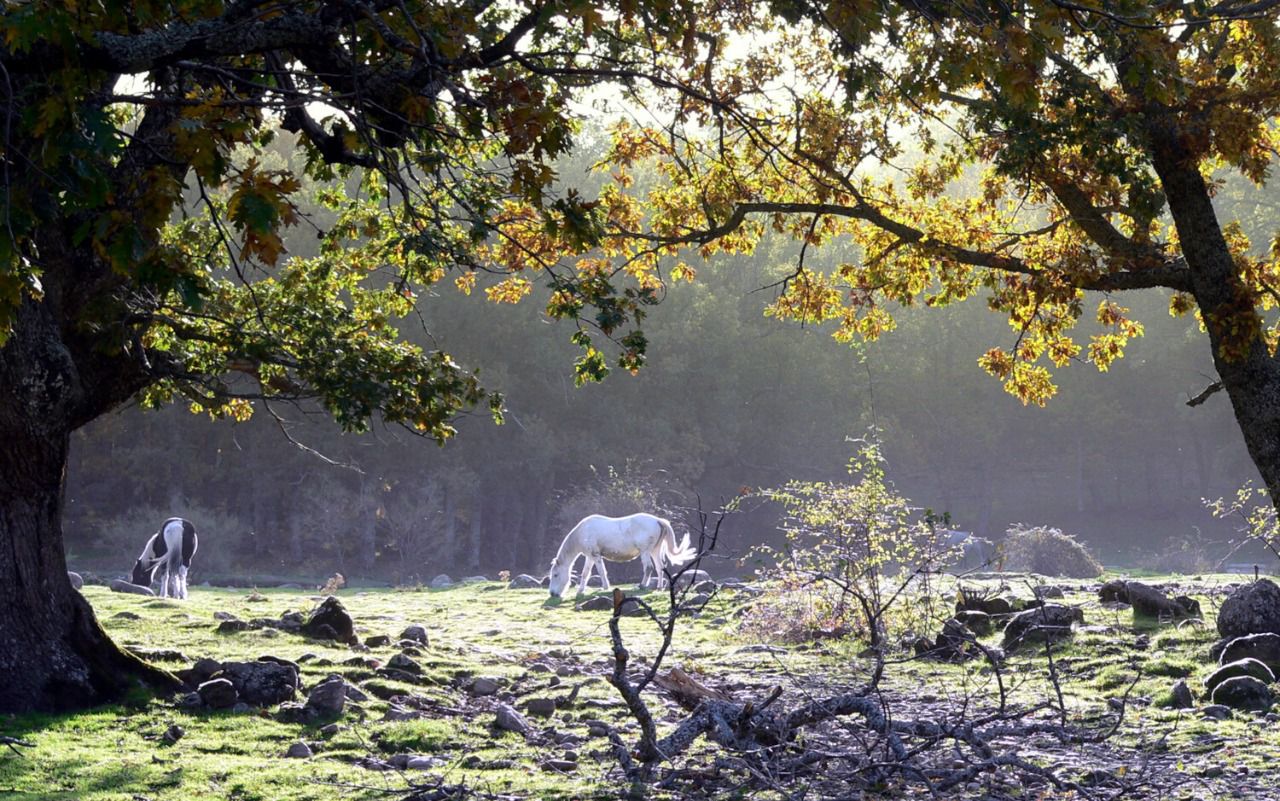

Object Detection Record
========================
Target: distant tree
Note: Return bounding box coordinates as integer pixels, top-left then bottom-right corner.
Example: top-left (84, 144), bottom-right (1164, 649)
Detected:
top-left (587, 3), bottom-right (1280, 514)
top-left (0, 1), bottom-right (688, 712)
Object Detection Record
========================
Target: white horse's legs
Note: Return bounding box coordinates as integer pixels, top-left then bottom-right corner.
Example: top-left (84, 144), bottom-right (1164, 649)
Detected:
top-left (578, 556), bottom-right (596, 595)
top-left (157, 570), bottom-right (169, 598)
top-left (177, 565), bottom-right (189, 599)
top-left (597, 558), bottom-right (611, 590)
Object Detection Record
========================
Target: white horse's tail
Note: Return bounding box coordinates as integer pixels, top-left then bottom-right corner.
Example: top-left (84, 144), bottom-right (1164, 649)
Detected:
top-left (658, 518), bottom-right (697, 567)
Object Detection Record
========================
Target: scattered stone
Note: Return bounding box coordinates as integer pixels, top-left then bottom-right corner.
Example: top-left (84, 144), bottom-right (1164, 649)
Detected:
top-left (177, 692), bottom-right (203, 709)
top-left (470, 677), bottom-right (500, 696)
top-left (1210, 676), bottom-right (1274, 712)
top-left (953, 610), bottom-right (993, 637)
top-left (542, 759), bottom-right (577, 772)
top-left (1218, 579), bottom-right (1280, 639)
top-left (389, 753), bottom-right (441, 770)
top-left (400, 624), bottom-right (430, 646)
top-left (1205, 658), bottom-right (1277, 695)
top-left (1099, 579), bottom-right (1129, 604)
top-left (461, 575), bottom-right (489, 583)
top-left (305, 676), bottom-right (348, 718)
top-left (673, 569), bottom-right (712, 590)
top-left (365, 634), bottom-right (391, 648)
top-left (584, 719), bottom-right (610, 737)
top-left (1202, 704), bottom-right (1233, 720)
top-left (1034, 585), bottom-right (1065, 599)
top-left (387, 653), bottom-right (422, 674)
top-left (161, 724), bottom-right (185, 745)
top-left (285, 742), bottom-right (312, 759)
top-left (1002, 604), bottom-right (1084, 650)
top-left (575, 595), bottom-right (613, 612)
top-left (507, 574), bottom-right (544, 590)
top-left (246, 592), bottom-right (268, 602)
top-left (109, 578), bottom-right (155, 596)
top-left (216, 619), bottom-right (253, 634)
top-left (1168, 679), bottom-right (1195, 710)
top-left (67, 571), bottom-right (83, 590)
top-left (257, 655), bottom-right (301, 674)
top-left (112, 611), bottom-right (141, 620)
top-left (494, 703), bottom-right (531, 735)
top-left (916, 618), bottom-right (983, 661)
top-left (189, 657), bottom-right (224, 684)
top-left (1219, 632), bottom-right (1280, 672)
top-left (430, 574), bottom-right (454, 588)
top-left (197, 678), bottom-right (238, 709)
top-left (524, 697), bottom-right (557, 717)
top-left (213, 611), bottom-right (239, 621)
top-left (956, 593), bottom-right (1012, 616)
top-left (220, 661), bottom-right (298, 706)
top-left (1125, 582), bottom-right (1200, 620)
top-left (301, 596), bottom-right (356, 644)
top-left (320, 723), bottom-right (342, 737)
top-left (693, 579), bottom-right (717, 594)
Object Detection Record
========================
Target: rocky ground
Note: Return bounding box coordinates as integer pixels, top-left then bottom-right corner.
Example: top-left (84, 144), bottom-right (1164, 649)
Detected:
top-left (2, 572), bottom-right (1280, 800)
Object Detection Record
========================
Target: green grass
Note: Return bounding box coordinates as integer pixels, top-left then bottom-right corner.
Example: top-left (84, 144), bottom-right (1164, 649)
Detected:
top-left (3, 574), bottom-right (1278, 800)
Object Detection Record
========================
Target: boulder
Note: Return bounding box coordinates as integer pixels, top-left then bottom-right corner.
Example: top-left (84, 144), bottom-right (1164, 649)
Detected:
top-left (524, 697), bottom-right (557, 717)
top-left (365, 634), bottom-right (391, 648)
top-left (301, 596), bottom-right (356, 644)
top-left (197, 678), bottom-right (239, 709)
top-left (1168, 679), bottom-right (1194, 710)
top-left (220, 661), bottom-right (298, 706)
top-left (429, 574), bottom-right (454, 588)
top-left (109, 578), bottom-right (155, 596)
top-left (1218, 633), bottom-right (1280, 672)
top-left (917, 618), bottom-right (982, 661)
top-left (957, 594), bottom-right (1012, 616)
top-left (672, 569), bottom-right (712, 590)
top-left (387, 653), bottom-right (422, 674)
top-left (1204, 658), bottom-right (1276, 696)
top-left (285, 742), bottom-right (313, 759)
top-left (400, 624), bottom-right (430, 645)
top-left (1125, 582), bottom-right (1200, 620)
top-left (461, 575), bottom-right (489, 583)
top-left (470, 677), bottom-right (501, 697)
top-left (1210, 675), bottom-right (1274, 712)
top-left (1217, 579), bottom-right (1280, 639)
top-left (494, 703), bottom-right (531, 735)
top-left (953, 610), bottom-right (993, 637)
top-left (67, 571), bottom-right (83, 590)
top-left (507, 574), bottom-right (544, 590)
top-left (1099, 579), bottom-right (1129, 604)
top-left (305, 676), bottom-right (348, 718)
top-left (1201, 704), bottom-right (1233, 720)
top-left (161, 724), bottom-right (185, 745)
top-left (216, 619), bottom-right (253, 634)
top-left (1002, 604), bottom-right (1083, 650)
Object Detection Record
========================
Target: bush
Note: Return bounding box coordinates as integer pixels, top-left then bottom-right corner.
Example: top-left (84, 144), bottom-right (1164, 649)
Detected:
top-left (85, 502), bottom-right (250, 577)
top-left (1001, 524), bottom-right (1103, 578)
top-left (1150, 534), bottom-right (1213, 575)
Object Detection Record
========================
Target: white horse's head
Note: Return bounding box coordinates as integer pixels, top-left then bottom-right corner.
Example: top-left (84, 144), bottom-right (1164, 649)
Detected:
top-left (548, 556), bottom-right (573, 599)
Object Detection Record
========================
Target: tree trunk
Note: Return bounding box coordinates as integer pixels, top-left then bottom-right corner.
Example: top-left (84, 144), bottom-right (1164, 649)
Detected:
top-left (1149, 124), bottom-right (1280, 502)
top-left (0, 299), bottom-right (178, 712)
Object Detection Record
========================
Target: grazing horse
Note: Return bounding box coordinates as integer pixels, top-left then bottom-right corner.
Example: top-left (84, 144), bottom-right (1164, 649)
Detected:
top-left (548, 513), bottom-right (696, 598)
top-left (131, 518), bottom-right (199, 599)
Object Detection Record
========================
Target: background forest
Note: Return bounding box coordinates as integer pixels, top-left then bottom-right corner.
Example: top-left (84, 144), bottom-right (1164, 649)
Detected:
top-left (61, 130), bottom-right (1267, 583)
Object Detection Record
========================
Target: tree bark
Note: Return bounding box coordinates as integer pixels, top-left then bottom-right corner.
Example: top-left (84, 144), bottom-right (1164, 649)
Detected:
top-left (1148, 122), bottom-right (1280, 502)
top-left (0, 299), bottom-right (179, 712)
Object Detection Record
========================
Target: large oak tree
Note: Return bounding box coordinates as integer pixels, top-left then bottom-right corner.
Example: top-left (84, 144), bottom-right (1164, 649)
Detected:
top-left (0, 0), bottom-right (680, 713)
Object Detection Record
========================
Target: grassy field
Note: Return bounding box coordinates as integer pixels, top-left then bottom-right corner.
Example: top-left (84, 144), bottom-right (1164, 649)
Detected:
top-left (2, 574), bottom-right (1279, 800)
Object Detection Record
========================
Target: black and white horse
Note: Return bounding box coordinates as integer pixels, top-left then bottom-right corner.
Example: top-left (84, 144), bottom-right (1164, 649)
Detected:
top-left (131, 518), bottom-right (198, 599)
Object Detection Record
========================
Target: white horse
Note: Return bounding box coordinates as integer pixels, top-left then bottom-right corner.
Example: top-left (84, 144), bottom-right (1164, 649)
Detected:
top-left (548, 513), bottom-right (696, 598)
top-left (130, 517), bottom-right (199, 599)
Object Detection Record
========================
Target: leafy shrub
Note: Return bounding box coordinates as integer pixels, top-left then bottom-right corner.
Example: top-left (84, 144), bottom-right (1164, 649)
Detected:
top-left (87, 502), bottom-right (250, 576)
top-left (1150, 534), bottom-right (1213, 575)
top-left (747, 442), bottom-right (957, 647)
top-left (552, 462), bottom-right (679, 534)
top-left (1001, 524), bottom-right (1103, 578)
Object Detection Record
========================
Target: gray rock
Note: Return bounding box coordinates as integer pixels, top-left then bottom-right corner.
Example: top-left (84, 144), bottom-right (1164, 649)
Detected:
top-left (320, 723), bottom-right (341, 737)
top-left (1218, 579), bottom-right (1280, 639)
top-left (160, 724), bottom-right (185, 745)
top-left (197, 678), bottom-right (238, 709)
top-left (1035, 585), bottom-right (1065, 599)
top-left (1099, 579), bottom-right (1129, 604)
top-left (216, 619), bottom-right (253, 634)
top-left (365, 634), bottom-right (391, 648)
top-left (692, 579), bottom-right (717, 594)
top-left (387, 653), bottom-right (422, 674)
top-left (1169, 679), bottom-right (1195, 710)
top-left (1125, 582), bottom-right (1201, 620)
top-left (1210, 676), bottom-right (1274, 712)
top-left (507, 574), bottom-right (544, 590)
top-left (213, 611), bottom-right (240, 621)
top-left (470, 677), bottom-right (500, 696)
top-left (494, 703), bottom-right (531, 735)
top-left (1205, 658), bottom-right (1276, 695)
top-left (305, 676), bottom-right (347, 718)
top-left (954, 610), bottom-right (993, 636)
top-left (1202, 704), bottom-right (1233, 720)
top-left (575, 595), bottom-right (613, 611)
top-left (285, 741), bottom-right (312, 759)
top-left (301, 596), bottom-right (356, 644)
top-left (67, 571), bottom-right (83, 590)
top-left (178, 692), bottom-right (203, 709)
top-left (1002, 604), bottom-right (1084, 650)
top-left (221, 661), bottom-right (298, 706)
top-left (1219, 632), bottom-right (1280, 672)
top-left (400, 624), bottom-right (430, 645)
top-left (542, 759), bottom-right (577, 772)
top-left (430, 574), bottom-right (454, 588)
top-left (672, 569), bottom-right (711, 590)
top-left (112, 611), bottom-right (141, 620)
top-left (461, 575), bottom-right (489, 583)
top-left (525, 697), bottom-right (557, 717)
top-left (109, 578), bottom-right (155, 596)
top-left (189, 657), bottom-right (223, 684)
